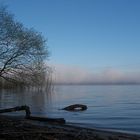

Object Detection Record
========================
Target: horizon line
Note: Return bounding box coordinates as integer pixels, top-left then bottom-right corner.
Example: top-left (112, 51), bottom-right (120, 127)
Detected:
top-left (53, 83), bottom-right (140, 86)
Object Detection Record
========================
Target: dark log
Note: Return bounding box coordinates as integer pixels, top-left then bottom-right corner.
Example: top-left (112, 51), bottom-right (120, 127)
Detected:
top-left (62, 104), bottom-right (87, 111)
top-left (0, 105), bottom-right (31, 117)
top-left (0, 106), bottom-right (66, 124)
top-left (27, 116), bottom-right (66, 124)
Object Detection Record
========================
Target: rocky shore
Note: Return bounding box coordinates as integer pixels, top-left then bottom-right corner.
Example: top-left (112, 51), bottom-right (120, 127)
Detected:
top-left (0, 115), bottom-right (140, 140)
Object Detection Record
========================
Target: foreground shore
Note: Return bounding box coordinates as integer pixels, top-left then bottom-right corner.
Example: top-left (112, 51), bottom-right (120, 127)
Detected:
top-left (0, 115), bottom-right (140, 140)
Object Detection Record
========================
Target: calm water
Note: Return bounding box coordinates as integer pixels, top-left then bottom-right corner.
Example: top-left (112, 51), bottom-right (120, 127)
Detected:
top-left (0, 85), bottom-right (140, 134)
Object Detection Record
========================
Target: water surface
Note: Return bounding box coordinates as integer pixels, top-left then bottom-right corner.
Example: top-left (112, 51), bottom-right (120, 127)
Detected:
top-left (0, 85), bottom-right (140, 134)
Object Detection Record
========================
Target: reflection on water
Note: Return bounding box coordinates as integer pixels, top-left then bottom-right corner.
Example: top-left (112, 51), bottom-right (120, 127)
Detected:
top-left (0, 88), bottom-right (53, 116)
top-left (0, 85), bottom-right (140, 133)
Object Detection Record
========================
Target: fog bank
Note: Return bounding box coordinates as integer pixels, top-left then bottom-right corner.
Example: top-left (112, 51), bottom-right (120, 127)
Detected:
top-left (51, 64), bottom-right (140, 85)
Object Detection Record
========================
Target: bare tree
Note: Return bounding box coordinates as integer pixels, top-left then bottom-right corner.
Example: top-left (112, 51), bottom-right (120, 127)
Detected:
top-left (0, 6), bottom-right (50, 88)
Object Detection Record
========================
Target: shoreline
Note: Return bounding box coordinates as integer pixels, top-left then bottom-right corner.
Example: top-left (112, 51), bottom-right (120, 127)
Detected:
top-left (67, 122), bottom-right (140, 136)
top-left (0, 115), bottom-right (140, 140)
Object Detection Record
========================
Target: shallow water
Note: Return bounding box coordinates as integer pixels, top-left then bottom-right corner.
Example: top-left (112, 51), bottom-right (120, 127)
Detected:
top-left (0, 85), bottom-right (140, 134)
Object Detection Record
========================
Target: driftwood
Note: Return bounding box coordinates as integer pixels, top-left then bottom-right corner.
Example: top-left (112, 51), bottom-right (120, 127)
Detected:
top-left (27, 116), bottom-right (65, 124)
top-left (0, 105), bottom-right (66, 124)
top-left (62, 104), bottom-right (87, 111)
top-left (0, 105), bottom-right (31, 117)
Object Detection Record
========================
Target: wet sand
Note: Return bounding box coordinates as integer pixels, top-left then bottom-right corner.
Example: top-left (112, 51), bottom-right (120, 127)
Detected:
top-left (0, 115), bottom-right (140, 140)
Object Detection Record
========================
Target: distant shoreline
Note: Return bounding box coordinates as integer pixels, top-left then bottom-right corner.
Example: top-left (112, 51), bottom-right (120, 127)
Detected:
top-left (54, 83), bottom-right (140, 86)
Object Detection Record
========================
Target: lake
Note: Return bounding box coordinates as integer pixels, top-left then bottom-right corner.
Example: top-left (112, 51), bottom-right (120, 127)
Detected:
top-left (0, 85), bottom-right (140, 134)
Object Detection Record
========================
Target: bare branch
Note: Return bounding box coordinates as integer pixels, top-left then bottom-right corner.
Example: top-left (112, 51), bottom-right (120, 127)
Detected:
top-left (0, 6), bottom-right (51, 88)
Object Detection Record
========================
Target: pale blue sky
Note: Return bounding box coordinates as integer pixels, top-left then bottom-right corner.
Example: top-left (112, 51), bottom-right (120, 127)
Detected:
top-left (1, 0), bottom-right (140, 73)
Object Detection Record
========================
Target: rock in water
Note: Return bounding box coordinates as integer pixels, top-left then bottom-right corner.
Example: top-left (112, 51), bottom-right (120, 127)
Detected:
top-left (62, 104), bottom-right (87, 111)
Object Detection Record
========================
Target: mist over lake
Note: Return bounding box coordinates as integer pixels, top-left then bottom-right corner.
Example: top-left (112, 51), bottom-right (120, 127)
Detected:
top-left (1, 85), bottom-right (140, 134)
